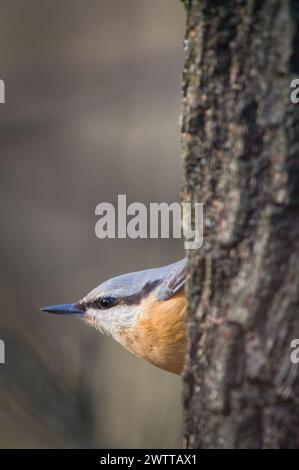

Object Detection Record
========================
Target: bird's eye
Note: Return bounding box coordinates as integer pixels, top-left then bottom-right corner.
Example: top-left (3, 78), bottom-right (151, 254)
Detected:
top-left (99, 297), bottom-right (115, 309)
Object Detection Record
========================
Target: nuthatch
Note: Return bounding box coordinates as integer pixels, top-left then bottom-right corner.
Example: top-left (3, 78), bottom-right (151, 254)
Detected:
top-left (41, 259), bottom-right (187, 374)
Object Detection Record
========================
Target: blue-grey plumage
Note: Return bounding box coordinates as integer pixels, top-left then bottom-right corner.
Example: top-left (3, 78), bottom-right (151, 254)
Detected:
top-left (41, 258), bottom-right (187, 374)
top-left (85, 258), bottom-right (187, 300)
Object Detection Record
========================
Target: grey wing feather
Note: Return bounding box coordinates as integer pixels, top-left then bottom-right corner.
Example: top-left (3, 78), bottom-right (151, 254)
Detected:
top-left (156, 258), bottom-right (187, 300)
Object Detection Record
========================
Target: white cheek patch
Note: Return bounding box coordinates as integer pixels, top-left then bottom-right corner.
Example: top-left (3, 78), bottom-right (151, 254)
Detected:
top-left (82, 304), bottom-right (141, 340)
top-left (81, 307), bottom-right (99, 329)
top-left (112, 304), bottom-right (141, 329)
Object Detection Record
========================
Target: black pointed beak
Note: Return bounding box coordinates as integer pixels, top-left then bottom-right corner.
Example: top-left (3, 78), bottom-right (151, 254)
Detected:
top-left (40, 303), bottom-right (82, 315)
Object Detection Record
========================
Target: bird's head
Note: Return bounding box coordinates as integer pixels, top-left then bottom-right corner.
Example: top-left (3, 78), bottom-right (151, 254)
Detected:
top-left (41, 268), bottom-right (164, 339)
top-left (41, 259), bottom-right (187, 374)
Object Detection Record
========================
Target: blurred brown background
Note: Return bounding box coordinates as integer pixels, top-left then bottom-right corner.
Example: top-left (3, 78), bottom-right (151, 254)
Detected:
top-left (0, 0), bottom-right (185, 448)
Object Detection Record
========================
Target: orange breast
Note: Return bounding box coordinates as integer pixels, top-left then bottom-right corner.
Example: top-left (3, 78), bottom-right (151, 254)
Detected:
top-left (119, 290), bottom-right (187, 375)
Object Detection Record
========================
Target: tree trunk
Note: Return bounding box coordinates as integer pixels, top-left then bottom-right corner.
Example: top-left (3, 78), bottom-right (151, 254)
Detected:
top-left (181, 0), bottom-right (299, 449)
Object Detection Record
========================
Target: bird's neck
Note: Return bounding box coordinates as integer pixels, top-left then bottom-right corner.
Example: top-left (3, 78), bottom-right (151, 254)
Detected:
top-left (116, 290), bottom-right (187, 375)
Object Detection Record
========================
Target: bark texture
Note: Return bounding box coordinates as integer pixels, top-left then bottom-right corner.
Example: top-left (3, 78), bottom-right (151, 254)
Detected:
top-left (181, 0), bottom-right (299, 448)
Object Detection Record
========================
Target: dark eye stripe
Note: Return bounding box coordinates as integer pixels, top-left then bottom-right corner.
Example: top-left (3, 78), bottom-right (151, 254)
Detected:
top-left (82, 280), bottom-right (161, 310)
top-left (84, 296), bottom-right (117, 310)
top-left (120, 280), bottom-right (161, 305)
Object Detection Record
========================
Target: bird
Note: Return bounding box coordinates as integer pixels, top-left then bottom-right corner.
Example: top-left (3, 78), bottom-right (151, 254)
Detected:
top-left (41, 258), bottom-right (187, 374)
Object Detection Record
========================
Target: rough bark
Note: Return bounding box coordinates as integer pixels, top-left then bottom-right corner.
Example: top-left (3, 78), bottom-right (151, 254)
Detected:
top-left (181, 0), bottom-right (299, 448)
